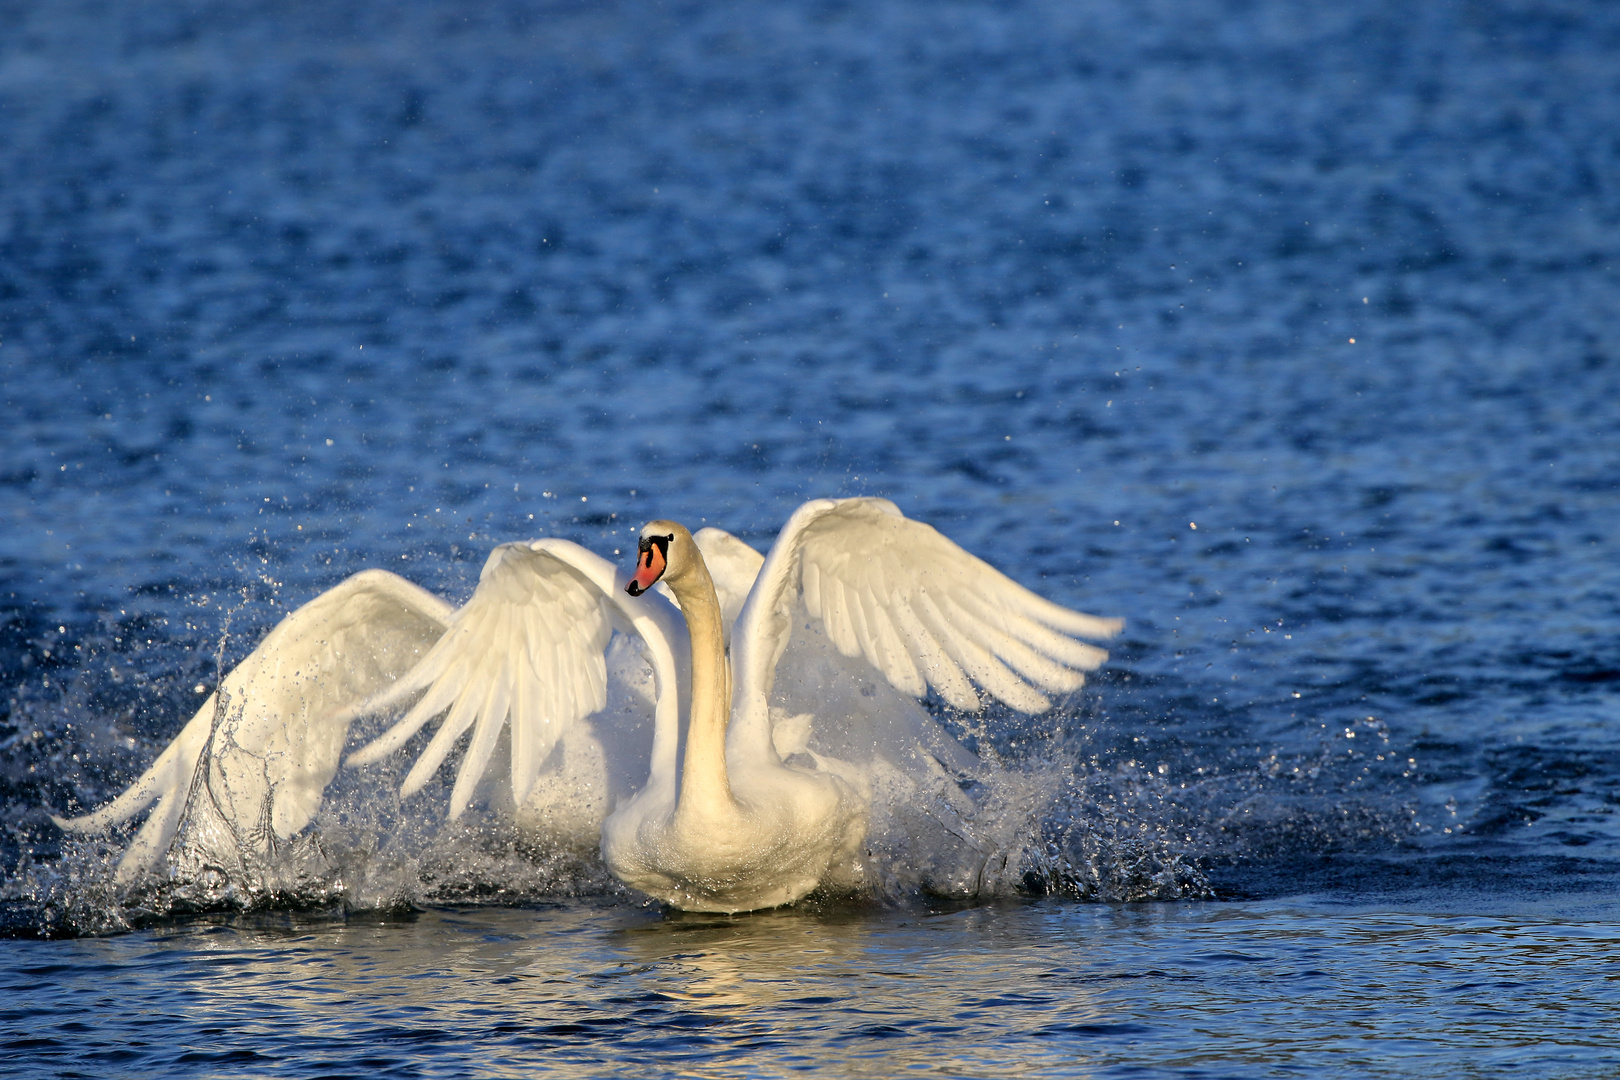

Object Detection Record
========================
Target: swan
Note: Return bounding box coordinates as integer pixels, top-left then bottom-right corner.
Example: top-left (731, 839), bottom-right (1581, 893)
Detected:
top-left (56, 498), bottom-right (1121, 911)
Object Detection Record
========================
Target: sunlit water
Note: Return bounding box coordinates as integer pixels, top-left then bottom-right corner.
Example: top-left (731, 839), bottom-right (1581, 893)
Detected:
top-left (3, 0), bottom-right (1619, 1076)
top-left (6, 901), bottom-right (1620, 1079)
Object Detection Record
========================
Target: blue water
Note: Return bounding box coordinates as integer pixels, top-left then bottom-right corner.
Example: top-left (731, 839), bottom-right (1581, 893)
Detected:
top-left (3, 0), bottom-right (1620, 1075)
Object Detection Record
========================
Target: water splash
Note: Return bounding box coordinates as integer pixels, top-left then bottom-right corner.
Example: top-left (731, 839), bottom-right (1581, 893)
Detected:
top-left (2, 612), bottom-right (1448, 938)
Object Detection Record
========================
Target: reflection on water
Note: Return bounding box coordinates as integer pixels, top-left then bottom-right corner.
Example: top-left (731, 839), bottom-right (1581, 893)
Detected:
top-left (5, 900), bottom-right (1618, 1078)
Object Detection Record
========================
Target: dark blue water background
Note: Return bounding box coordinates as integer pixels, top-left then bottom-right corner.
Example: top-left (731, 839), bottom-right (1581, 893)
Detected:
top-left (2, 1), bottom-right (1618, 1076)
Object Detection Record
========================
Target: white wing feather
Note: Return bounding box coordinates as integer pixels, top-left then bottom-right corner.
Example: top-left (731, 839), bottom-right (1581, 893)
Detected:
top-left (347, 542), bottom-right (614, 817)
top-left (345, 539), bottom-right (689, 818)
top-left (734, 498), bottom-right (1120, 758)
top-left (55, 569), bottom-right (452, 883)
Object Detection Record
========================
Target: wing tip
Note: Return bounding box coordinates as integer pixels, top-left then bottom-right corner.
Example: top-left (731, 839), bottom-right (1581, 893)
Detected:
top-left (398, 769), bottom-right (431, 801)
top-left (1047, 609), bottom-right (1125, 641)
top-left (343, 742), bottom-right (387, 769)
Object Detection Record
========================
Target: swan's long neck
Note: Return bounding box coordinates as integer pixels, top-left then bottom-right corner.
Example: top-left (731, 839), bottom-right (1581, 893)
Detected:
top-left (664, 547), bottom-right (733, 815)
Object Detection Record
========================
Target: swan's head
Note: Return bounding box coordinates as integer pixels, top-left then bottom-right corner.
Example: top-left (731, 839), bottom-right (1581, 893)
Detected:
top-left (626, 520), bottom-right (696, 596)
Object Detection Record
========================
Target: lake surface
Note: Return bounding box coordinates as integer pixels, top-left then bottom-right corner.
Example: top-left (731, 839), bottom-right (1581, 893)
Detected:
top-left (6, 901), bottom-right (1620, 1078)
top-left (3, 0), bottom-right (1619, 1076)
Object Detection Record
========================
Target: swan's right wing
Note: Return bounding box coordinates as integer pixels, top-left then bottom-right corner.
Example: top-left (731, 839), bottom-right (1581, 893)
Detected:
top-left (346, 540), bottom-right (687, 818)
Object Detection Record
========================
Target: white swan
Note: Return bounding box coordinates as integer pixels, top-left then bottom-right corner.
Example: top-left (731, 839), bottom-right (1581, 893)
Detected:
top-left (56, 498), bottom-right (1120, 910)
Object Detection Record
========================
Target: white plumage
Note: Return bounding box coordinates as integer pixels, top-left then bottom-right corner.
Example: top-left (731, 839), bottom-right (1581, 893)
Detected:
top-left (55, 570), bottom-right (451, 884)
top-left (57, 498), bottom-right (1120, 909)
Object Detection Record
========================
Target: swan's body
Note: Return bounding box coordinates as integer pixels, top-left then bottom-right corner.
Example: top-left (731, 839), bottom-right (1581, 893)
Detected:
top-left (57, 498), bottom-right (1121, 910)
top-left (602, 514), bottom-right (866, 911)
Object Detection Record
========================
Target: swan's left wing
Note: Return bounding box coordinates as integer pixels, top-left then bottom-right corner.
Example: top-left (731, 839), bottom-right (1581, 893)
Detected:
top-left (730, 498), bottom-right (1121, 756)
top-left (694, 527), bottom-right (765, 634)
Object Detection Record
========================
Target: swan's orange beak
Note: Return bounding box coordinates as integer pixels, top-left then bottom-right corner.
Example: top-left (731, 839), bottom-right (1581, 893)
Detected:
top-left (626, 536), bottom-right (668, 596)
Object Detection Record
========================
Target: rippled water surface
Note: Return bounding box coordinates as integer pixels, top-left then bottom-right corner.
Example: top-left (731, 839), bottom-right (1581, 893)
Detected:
top-left (3, 0), bottom-right (1619, 1075)
top-left (6, 901), bottom-right (1620, 1079)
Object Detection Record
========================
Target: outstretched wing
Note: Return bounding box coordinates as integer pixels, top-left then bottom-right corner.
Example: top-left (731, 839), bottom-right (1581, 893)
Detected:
top-left (346, 539), bottom-right (687, 819)
top-left (731, 498), bottom-right (1121, 758)
top-left (55, 569), bottom-right (452, 883)
top-left (799, 499), bottom-right (1121, 711)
